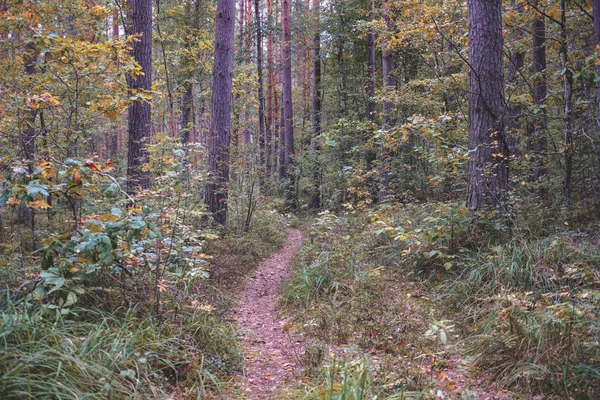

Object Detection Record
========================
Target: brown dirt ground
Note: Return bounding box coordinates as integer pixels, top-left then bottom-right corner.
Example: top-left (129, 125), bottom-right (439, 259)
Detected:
top-left (234, 229), bottom-right (305, 399)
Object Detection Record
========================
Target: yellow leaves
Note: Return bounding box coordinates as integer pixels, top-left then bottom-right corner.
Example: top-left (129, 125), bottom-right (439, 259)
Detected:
top-left (27, 92), bottom-right (60, 110)
top-left (89, 224), bottom-right (103, 233)
top-left (39, 162), bottom-right (57, 179)
top-left (73, 171), bottom-right (82, 186)
top-left (90, 5), bottom-right (107, 18)
top-left (194, 253), bottom-right (213, 260)
top-left (28, 200), bottom-right (52, 210)
top-left (282, 323), bottom-right (294, 332)
top-left (7, 197), bottom-right (20, 206)
top-left (84, 160), bottom-right (101, 173)
top-left (103, 109), bottom-right (120, 121)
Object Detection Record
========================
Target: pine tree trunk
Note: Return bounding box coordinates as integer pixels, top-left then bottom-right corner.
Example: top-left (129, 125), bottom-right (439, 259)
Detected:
top-left (126, 0), bottom-right (152, 194)
top-left (266, 0), bottom-right (274, 178)
top-left (309, 0), bottom-right (321, 209)
top-left (531, 0), bottom-right (548, 194)
top-left (505, 0), bottom-right (523, 160)
top-left (560, 0), bottom-right (573, 205)
top-left (281, 0), bottom-right (294, 178)
top-left (366, 0), bottom-right (377, 202)
top-left (204, 0), bottom-right (236, 225)
top-left (278, 102), bottom-right (286, 180)
top-left (379, 0), bottom-right (395, 203)
top-left (180, 0), bottom-right (202, 147)
top-left (466, 0), bottom-right (509, 216)
top-left (255, 0), bottom-right (266, 172)
top-left (595, 0), bottom-right (600, 128)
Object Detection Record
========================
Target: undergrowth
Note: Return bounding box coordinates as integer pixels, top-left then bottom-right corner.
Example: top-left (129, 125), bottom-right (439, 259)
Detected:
top-left (284, 204), bottom-right (600, 399)
top-left (0, 139), bottom-right (291, 398)
top-left (0, 299), bottom-right (241, 398)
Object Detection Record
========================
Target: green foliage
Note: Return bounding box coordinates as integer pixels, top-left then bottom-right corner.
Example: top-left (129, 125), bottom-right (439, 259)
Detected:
top-left (370, 202), bottom-right (471, 276)
top-left (445, 233), bottom-right (600, 398)
top-left (306, 355), bottom-right (384, 400)
top-left (0, 299), bottom-right (240, 399)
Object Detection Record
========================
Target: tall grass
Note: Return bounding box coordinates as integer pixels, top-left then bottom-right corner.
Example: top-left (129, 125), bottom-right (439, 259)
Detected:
top-left (444, 235), bottom-right (600, 398)
top-left (0, 298), bottom-right (241, 399)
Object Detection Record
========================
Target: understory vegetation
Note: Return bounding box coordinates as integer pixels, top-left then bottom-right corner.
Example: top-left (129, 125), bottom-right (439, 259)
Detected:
top-left (3, 0), bottom-right (600, 398)
top-left (0, 139), bottom-right (288, 399)
top-left (282, 206), bottom-right (600, 399)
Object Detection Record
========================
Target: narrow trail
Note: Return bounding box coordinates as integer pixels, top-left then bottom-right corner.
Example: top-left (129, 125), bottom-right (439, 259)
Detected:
top-left (235, 229), bottom-right (305, 399)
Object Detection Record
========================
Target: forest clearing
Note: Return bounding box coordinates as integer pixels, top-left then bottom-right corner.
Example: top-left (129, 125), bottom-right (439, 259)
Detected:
top-left (1, 0), bottom-right (600, 398)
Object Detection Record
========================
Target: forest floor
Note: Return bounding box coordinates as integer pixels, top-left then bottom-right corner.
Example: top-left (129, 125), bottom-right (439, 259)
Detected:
top-left (227, 225), bottom-right (518, 399)
top-left (234, 229), bottom-right (305, 399)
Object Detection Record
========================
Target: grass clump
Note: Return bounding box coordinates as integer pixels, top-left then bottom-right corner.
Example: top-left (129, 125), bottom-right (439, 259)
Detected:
top-left (285, 205), bottom-right (600, 399)
top-left (0, 300), bottom-right (240, 399)
top-left (445, 234), bottom-right (600, 398)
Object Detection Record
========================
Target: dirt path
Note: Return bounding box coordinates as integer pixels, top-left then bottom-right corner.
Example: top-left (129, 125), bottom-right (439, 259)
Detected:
top-left (235, 229), bottom-right (304, 399)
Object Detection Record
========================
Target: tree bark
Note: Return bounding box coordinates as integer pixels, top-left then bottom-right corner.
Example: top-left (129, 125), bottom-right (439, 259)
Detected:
top-left (204, 0), bottom-right (236, 225)
top-left (21, 44), bottom-right (37, 173)
top-left (126, 0), bottom-right (152, 194)
top-left (595, 0), bottom-right (600, 127)
top-left (281, 0), bottom-right (294, 179)
top-left (278, 102), bottom-right (286, 180)
top-left (505, 0), bottom-right (524, 160)
top-left (255, 0), bottom-right (267, 173)
top-left (309, 0), bottom-right (321, 209)
top-left (466, 0), bottom-right (509, 216)
top-left (560, 0), bottom-right (573, 205)
top-left (266, 0), bottom-right (274, 178)
top-left (366, 0), bottom-right (377, 202)
top-left (531, 0), bottom-right (548, 194)
top-left (180, 0), bottom-right (201, 147)
top-left (379, 0), bottom-right (395, 203)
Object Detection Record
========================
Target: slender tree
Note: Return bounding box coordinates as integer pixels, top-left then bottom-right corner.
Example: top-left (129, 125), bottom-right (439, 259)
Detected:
top-left (21, 44), bottom-right (37, 173)
top-left (126, 0), bottom-right (152, 194)
top-left (204, 0), bottom-right (236, 224)
top-left (281, 0), bottom-right (295, 206)
top-left (181, 0), bottom-right (201, 147)
top-left (560, 0), bottom-right (573, 205)
top-left (379, 0), bottom-right (395, 202)
top-left (309, 0), bottom-right (321, 209)
top-left (266, 0), bottom-right (274, 177)
top-left (595, 0), bottom-right (600, 125)
top-left (531, 0), bottom-right (548, 194)
top-left (365, 0), bottom-right (377, 202)
top-left (255, 0), bottom-right (266, 172)
top-left (466, 0), bottom-right (509, 216)
top-left (506, 0), bottom-right (524, 159)
top-left (366, 0), bottom-right (376, 127)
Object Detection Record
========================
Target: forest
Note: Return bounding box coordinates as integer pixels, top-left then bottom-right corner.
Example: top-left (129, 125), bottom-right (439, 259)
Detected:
top-left (1, 0), bottom-right (600, 398)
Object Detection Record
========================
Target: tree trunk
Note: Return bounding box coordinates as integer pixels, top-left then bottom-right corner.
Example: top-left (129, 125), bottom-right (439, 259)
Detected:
top-left (204, 0), bottom-right (236, 225)
top-left (278, 103), bottom-right (286, 180)
top-left (379, 0), bottom-right (395, 203)
top-left (266, 0), bottom-right (274, 178)
top-left (126, 0), bottom-right (152, 194)
top-left (366, 0), bottom-right (377, 202)
top-left (22, 44), bottom-right (37, 173)
top-left (465, 0), bottom-right (509, 216)
top-left (255, 0), bottom-right (266, 173)
top-left (505, 0), bottom-right (523, 160)
top-left (595, 0), bottom-right (600, 128)
top-left (531, 0), bottom-right (548, 194)
top-left (281, 0), bottom-right (294, 178)
top-left (309, 0), bottom-right (321, 209)
top-left (560, 0), bottom-right (573, 205)
top-left (180, 1), bottom-right (198, 147)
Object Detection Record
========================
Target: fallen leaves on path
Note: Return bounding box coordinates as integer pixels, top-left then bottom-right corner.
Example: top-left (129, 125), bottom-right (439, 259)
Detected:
top-left (235, 229), bottom-right (304, 399)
